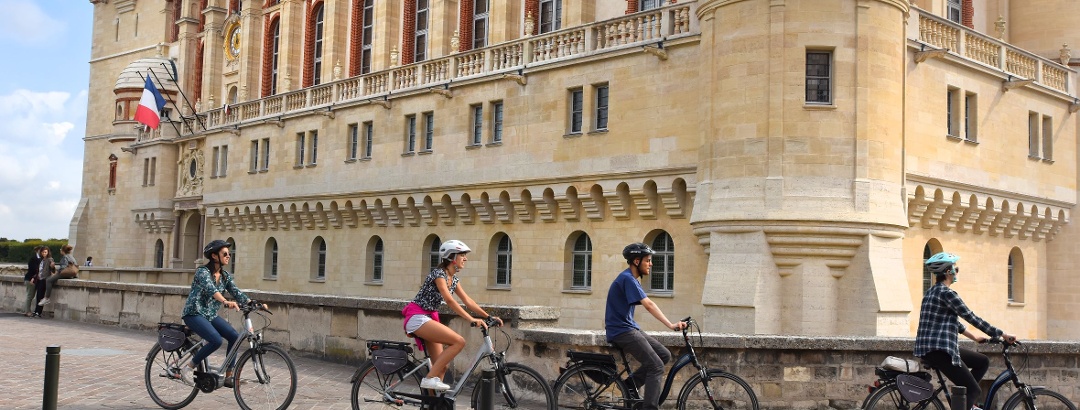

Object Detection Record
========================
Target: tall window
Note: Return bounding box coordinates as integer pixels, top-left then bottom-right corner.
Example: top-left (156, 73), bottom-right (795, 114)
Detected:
top-left (296, 132), bottom-right (306, 166)
top-left (369, 237), bottom-right (384, 283)
top-left (594, 84), bottom-right (609, 131)
top-left (964, 92), bottom-right (977, 142)
top-left (473, 0), bottom-right (489, 49)
top-left (946, 0), bottom-right (962, 23)
top-left (496, 235), bottom-right (512, 286)
top-left (406, 115), bottom-right (417, 153)
top-left (268, 19), bottom-right (281, 95)
top-left (265, 238), bottom-right (279, 279)
top-left (219, 146), bottom-right (228, 176)
top-left (144, 158), bottom-right (152, 186)
top-left (492, 101), bottom-right (503, 143)
top-left (363, 121), bottom-right (374, 158)
top-left (1028, 112), bottom-right (1040, 158)
top-left (571, 233), bottom-right (593, 289)
top-left (149, 158), bottom-right (156, 186)
top-left (360, 0), bottom-right (374, 74)
top-left (650, 232), bottom-right (674, 293)
top-left (261, 138), bottom-right (270, 170)
top-left (250, 140), bottom-right (259, 172)
top-left (423, 112), bottom-right (434, 151)
top-left (922, 243), bottom-right (933, 294)
top-left (348, 123), bottom-right (359, 160)
top-left (312, 237), bottom-right (327, 280)
top-left (211, 148), bottom-right (219, 178)
top-left (1008, 247), bottom-right (1025, 303)
top-left (1042, 115), bottom-right (1054, 160)
top-left (946, 87), bottom-right (959, 137)
top-left (471, 104), bottom-right (483, 145)
top-left (539, 0), bottom-right (562, 34)
top-left (228, 239), bottom-right (237, 273)
top-left (108, 154), bottom-right (118, 190)
top-left (428, 236), bottom-right (441, 272)
top-left (310, 4), bottom-right (325, 85)
top-left (414, 0), bottom-right (430, 62)
top-left (154, 239), bottom-right (165, 268)
top-left (806, 51), bottom-right (832, 104)
top-left (569, 88), bottom-right (584, 134)
top-left (639, 0), bottom-right (662, 10)
top-left (310, 131), bottom-right (318, 164)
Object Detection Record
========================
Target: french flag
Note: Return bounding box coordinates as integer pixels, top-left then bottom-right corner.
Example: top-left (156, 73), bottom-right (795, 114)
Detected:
top-left (134, 75), bottom-right (167, 129)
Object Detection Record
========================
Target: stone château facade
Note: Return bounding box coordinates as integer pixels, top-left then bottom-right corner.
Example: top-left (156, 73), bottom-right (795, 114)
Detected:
top-left (75, 0), bottom-right (1080, 339)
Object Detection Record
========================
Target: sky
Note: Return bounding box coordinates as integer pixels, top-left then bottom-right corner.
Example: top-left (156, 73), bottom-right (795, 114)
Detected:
top-left (0, 0), bottom-right (92, 241)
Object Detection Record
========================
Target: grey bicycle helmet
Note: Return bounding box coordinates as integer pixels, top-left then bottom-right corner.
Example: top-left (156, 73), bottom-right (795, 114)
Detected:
top-left (623, 242), bottom-right (655, 263)
top-left (924, 252), bottom-right (959, 275)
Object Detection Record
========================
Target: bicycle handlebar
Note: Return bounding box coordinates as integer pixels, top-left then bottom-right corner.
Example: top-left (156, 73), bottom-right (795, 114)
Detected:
top-left (469, 316), bottom-right (502, 328)
top-left (241, 300), bottom-right (272, 315)
top-left (985, 336), bottom-right (1020, 349)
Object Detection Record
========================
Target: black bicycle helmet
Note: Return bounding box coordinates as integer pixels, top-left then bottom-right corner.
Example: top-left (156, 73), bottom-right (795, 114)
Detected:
top-left (203, 239), bottom-right (232, 259)
top-left (623, 242), bottom-right (655, 263)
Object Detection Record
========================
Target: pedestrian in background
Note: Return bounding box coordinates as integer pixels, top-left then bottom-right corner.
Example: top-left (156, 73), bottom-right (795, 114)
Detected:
top-left (24, 246), bottom-right (43, 317)
top-left (40, 244), bottom-right (78, 306)
top-left (33, 247), bottom-right (55, 318)
top-left (85, 256), bottom-right (93, 266)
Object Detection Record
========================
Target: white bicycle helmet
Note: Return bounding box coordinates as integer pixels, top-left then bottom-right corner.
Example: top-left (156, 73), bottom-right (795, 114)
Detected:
top-left (439, 240), bottom-right (472, 261)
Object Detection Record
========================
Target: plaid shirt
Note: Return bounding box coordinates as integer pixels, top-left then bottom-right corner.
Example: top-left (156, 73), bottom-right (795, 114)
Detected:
top-left (914, 282), bottom-right (1002, 366)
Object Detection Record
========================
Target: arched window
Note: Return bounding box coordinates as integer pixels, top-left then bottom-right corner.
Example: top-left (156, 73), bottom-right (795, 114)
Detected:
top-left (570, 233), bottom-right (592, 289)
top-left (495, 234), bottom-right (512, 287)
top-left (226, 237), bottom-right (237, 273)
top-left (304, 2), bottom-right (325, 86)
top-left (265, 237), bottom-right (278, 279)
top-left (1008, 247), bottom-right (1025, 303)
top-left (368, 236), bottom-right (384, 283)
top-left (427, 235), bottom-right (441, 273)
top-left (311, 236), bottom-right (327, 280)
top-left (108, 154), bottom-right (119, 191)
top-left (922, 239), bottom-right (942, 293)
top-left (650, 231), bottom-right (674, 293)
top-left (262, 17), bottom-right (281, 96)
top-left (350, 0), bottom-right (375, 76)
top-left (154, 239), bottom-right (165, 268)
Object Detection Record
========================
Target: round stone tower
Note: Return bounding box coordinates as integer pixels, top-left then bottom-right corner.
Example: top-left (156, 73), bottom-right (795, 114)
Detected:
top-left (691, 0), bottom-right (912, 336)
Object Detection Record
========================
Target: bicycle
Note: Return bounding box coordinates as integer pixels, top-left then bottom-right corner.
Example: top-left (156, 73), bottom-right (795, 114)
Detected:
top-left (350, 316), bottom-right (555, 410)
top-left (861, 338), bottom-right (1077, 410)
top-left (551, 316), bottom-right (759, 410)
top-left (144, 300), bottom-right (298, 410)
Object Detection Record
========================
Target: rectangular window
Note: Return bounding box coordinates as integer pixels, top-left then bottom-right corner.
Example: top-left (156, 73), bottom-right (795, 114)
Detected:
top-left (361, 0), bottom-right (374, 74)
top-left (261, 138), bottom-right (270, 171)
top-left (492, 101), bottom-right (503, 143)
top-left (805, 51), bottom-right (832, 104)
top-left (1042, 115), bottom-right (1053, 160)
top-left (220, 145), bottom-right (228, 177)
top-left (143, 158), bottom-right (150, 186)
top-left (348, 123), bottom-right (359, 160)
top-left (638, 0), bottom-right (662, 10)
top-left (212, 147), bottom-right (220, 177)
top-left (423, 112), bottom-right (434, 151)
top-left (310, 130), bottom-right (319, 164)
top-left (363, 121), bottom-right (374, 158)
top-left (473, 0), bottom-right (489, 49)
top-left (539, 0), bottom-right (562, 34)
top-left (150, 157), bottom-right (156, 185)
top-left (964, 92), bottom-right (977, 142)
top-left (1028, 112), bottom-right (1040, 158)
top-left (250, 140), bottom-right (259, 172)
top-left (415, 0), bottom-right (429, 62)
top-left (946, 87), bottom-right (959, 137)
top-left (946, 0), bottom-right (962, 23)
top-left (296, 132), bottom-right (306, 166)
top-left (594, 84), bottom-right (609, 131)
top-left (471, 104), bottom-right (483, 145)
top-left (569, 88), bottom-right (583, 134)
top-left (406, 115), bottom-right (417, 153)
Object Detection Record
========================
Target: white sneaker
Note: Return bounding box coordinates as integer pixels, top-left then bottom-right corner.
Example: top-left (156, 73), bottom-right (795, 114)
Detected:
top-left (420, 377), bottom-right (450, 391)
top-left (38, 298), bottom-right (50, 306)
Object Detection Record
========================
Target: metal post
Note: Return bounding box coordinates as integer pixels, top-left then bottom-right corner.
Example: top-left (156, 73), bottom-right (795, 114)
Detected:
top-left (950, 385), bottom-right (967, 410)
top-left (43, 345), bottom-right (61, 410)
top-left (478, 369), bottom-right (495, 410)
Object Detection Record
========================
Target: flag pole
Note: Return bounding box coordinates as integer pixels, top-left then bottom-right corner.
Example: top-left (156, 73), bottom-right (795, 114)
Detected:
top-left (136, 70), bottom-right (181, 136)
top-left (158, 62), bottom-right (207, 132)
top-left (145, 68), bottom-right (187, 137)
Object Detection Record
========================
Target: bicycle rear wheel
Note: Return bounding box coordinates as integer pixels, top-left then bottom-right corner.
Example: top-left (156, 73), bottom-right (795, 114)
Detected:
top-left (470, 362), bottom-right (554, 409)
top-left (677, 370), bottom-right (758, 410)
top-left (863, 383), bottom-right (946, 410)
top-left (552, 363), bottom-right (630, 410)
top-left (1002, 387), bottom-right (1077, 410)
top-left (233, 344), bottom-right (297, 410)
top-left (350, 360), bottom-right (424, 410)
top-left (144, 343), bottom-right (199, 409)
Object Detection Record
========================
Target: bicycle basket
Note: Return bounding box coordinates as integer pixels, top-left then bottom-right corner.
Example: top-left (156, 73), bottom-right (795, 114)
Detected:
top-left (367, 340), bottom-right (412, 374)
top-left (157, 323), bottom-right (189, 352)
top-left (896, 373), bottom-right (935, 403)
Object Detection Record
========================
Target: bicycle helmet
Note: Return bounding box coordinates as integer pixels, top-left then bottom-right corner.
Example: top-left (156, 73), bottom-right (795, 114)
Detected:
top-left (924, 252), bottom-right (959, 275)
top-left (439, 240), bottom-right (472, 261)
top-left (203, 239), bottom-right (232, 259)
top-left (623, 242), bottom-right (656, 263)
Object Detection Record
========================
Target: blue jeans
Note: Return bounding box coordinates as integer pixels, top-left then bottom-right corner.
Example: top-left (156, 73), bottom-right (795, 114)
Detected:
top-left (183, 315), bottom-right (239, 369)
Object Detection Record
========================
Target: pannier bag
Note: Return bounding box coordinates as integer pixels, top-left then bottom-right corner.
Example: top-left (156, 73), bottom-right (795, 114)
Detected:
top-left (881, 356), bottom-right (921, 373)
top-left (896, 373), bottom-right (935, 402)
top-left (157, 323), bottom-right (189, 352)
top-left (566, 351), bottom-right (618, 385)
top-left (368, 340), bottom-right (412, 374)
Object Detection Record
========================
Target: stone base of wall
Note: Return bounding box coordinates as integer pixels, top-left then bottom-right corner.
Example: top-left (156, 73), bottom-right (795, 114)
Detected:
top-left (2, 274), bottom-right (1077, 409)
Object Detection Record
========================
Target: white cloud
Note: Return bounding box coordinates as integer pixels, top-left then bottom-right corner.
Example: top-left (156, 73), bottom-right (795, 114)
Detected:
top-left (0, 89), bottom-right (85, 241)
top-left (0, 0), bottom-right (65, 47)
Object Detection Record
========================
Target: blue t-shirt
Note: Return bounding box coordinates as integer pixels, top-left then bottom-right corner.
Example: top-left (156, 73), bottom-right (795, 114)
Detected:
top-left (605, 269), bottom-right (648, 341)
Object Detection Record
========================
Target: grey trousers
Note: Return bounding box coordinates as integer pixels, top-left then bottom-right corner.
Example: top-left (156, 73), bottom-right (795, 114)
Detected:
top-left (610, 329), bottom-right (672, 410)
top-left (24, 281), bottom-right (36, 313)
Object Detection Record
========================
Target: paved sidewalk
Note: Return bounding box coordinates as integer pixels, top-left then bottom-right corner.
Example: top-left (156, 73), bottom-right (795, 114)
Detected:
top-left (0, 311), bottom-right (358, 409)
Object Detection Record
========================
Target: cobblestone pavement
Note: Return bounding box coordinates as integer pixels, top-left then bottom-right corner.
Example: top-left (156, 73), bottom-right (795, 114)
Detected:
top-left (0, 311), bottom-right (360, 409)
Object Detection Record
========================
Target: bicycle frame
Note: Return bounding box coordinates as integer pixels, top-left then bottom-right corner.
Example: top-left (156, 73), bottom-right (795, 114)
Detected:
top-left (176, 310), bottom-right (265, 382)
top-left (385, 328), bottom-right (498, 400)
top-left (612, 317), bottom-right (710, 407)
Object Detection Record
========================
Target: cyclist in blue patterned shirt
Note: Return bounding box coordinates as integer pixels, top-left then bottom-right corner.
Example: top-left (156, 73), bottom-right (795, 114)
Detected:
top-left (914, 252), bottom-right (1016, 410)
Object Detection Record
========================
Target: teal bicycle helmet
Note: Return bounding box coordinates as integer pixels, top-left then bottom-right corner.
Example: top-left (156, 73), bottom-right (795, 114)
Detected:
top-left (924, 252), bottom-right (959, 275)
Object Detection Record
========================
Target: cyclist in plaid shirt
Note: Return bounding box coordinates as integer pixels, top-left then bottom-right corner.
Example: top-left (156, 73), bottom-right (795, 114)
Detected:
top-left (915, 252), bottom-right (1016, 410)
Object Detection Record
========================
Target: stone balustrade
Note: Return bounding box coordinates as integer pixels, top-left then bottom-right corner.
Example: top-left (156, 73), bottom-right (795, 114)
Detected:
top-left (2, 272), bottom-right (1077, 409)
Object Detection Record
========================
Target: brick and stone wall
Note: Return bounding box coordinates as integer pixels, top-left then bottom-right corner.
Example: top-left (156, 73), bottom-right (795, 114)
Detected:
top-left (3, 273), bottom-right (1077, 408)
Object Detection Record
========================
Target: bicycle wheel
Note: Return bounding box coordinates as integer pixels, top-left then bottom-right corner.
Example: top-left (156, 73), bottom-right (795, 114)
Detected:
top-left (233, 344), bottom-right (298, 410)
top-left (144, 343), bottom-right (199, 409)
top-left (351, 360), bottom-right (425, 410)
top-left (552, 363), bottom-right (630, 410)
top-left (1002, 387), bottom-right (1078, 410)
top-left (470, 362), bottom-right (554, 409)
top-left (677, 370), bottom-right (759, 410)
top-left (863, 383), bottom-right (946, 410)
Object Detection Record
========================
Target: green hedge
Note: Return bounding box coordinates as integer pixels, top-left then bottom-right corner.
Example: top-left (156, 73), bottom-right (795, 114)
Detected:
top-left (0, 239), bottom-right (68, 264)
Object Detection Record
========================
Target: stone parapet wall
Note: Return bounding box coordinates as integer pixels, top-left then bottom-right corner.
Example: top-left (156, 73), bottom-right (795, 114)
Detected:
top-left (2, 275), bottom-right (1077, 409)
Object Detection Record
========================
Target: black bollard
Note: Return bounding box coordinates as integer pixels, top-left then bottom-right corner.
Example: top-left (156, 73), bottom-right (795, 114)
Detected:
top-left (43, 345), bottom-right (61, 410)
top-left (950, 385), bottom-right (967, 410)
top-left (478, 369), bottom-right (495, 410)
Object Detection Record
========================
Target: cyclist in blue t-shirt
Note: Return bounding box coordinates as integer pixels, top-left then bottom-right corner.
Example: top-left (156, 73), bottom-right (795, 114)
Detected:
top-left (605, 243), bottom-right (686, 410)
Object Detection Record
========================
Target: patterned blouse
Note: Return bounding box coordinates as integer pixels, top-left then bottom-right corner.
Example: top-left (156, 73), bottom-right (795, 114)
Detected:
top-left (182, 266), bottom-right (251, 321)
top-left (412, 268), bottom-right (459, 311)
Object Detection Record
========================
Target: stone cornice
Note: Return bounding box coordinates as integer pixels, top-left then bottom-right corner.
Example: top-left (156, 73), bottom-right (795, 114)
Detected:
top-left (906, 178), bottom-right (1071, 241)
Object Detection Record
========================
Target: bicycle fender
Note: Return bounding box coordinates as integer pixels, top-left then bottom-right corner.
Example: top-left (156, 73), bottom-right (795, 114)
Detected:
top-left (660, 353), bottom-right (694, 402)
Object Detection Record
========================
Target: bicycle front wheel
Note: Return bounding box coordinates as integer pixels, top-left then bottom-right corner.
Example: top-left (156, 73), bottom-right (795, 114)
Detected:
top-left (144, 343), bottom-right (199, 409)
top-left (552, 363), bottom-right (630, 410)
top-left (677, 370), bottom-right (759, 410)
top-left (863, 383), bottom-right (946, 410)
top-left (233, 344), bottom-right (298, 410)
top-left (470, 362), bottom-right (554, 409)
top-left (350, 360), bottom-right (424, 410)
top-left (1002, 387), bottom-right (1078, 410)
